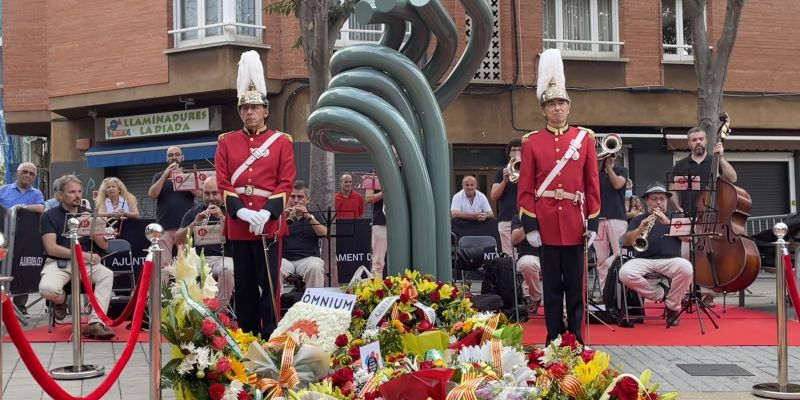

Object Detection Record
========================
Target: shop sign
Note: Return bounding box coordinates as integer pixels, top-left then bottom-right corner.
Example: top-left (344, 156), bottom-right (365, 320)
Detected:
top-left (105, 108), bottom-right (210, 139)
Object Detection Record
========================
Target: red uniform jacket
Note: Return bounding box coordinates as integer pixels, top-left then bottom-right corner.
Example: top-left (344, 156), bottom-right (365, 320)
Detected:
top-left (517, 125), bottom-right (600, 246)
top-left (215, 127), bottom-right (296, 241)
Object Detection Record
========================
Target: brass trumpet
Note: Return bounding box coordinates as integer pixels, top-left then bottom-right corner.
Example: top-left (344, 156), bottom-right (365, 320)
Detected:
top-left (507, 155), bottom-right (522, 183)
top-left (633, 207), bottom-right (662, 252)
top-left (597, 134), bottom-right (622, 160)
top-left (285, 206), bottom-right (302, 225)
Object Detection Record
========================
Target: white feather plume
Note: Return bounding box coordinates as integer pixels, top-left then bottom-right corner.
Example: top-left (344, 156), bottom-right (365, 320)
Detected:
top-left (237, 50), bottom-right (267, 99)
top-left (537, 49), bottom-right (565, 101)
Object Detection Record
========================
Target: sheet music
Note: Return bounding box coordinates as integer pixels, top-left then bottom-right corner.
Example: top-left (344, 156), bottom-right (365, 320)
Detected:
top-left (668, 217), bottom-right (692, 237)
top-left (193, 221), bottom-right (224, 246)
top-left (68, 214), bottom-right (111, 237)
top-left (171, 170), bottom-right (216, 191)
top-left (672, 175), bottom-right (701, 191)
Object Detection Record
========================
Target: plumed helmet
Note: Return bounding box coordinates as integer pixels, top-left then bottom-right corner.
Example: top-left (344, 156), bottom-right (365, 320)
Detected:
top-left (537, 49), bottom-right (570, 105)
top-left (236, 50), bottom-right (268, 107)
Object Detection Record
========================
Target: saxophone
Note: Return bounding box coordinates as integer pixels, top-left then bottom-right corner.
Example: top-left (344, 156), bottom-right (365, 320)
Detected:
top-left (633, 207), bottom-right (661, 252)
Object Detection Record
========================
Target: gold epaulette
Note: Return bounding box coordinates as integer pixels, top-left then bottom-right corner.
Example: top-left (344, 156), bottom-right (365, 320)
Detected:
top-left (577, 127), bottom-right (595, 138)
top-left (521, 131), bottom-right (537, 144)
top-left (218, 130), bottom-right (235, 141)
top-left (282, 132), bottom-right (293, 143)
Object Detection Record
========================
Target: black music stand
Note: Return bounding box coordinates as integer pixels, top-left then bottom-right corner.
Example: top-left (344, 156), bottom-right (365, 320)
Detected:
top-left (310, 205), bottom-right (358, 287)
top-left (666, 171), bottom-right (721, 334)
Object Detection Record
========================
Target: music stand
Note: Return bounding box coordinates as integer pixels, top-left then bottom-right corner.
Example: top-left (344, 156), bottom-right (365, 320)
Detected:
top-left (192, 219), bottom-right (236, 318)
top-left (309, 206), bottom-right (358, 287)
top-left (666, 171), bottom-right (721, 334)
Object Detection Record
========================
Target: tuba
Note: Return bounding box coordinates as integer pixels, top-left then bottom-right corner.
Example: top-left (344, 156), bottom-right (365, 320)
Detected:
top-left (507, 155), bottom-right (522, 183)
top-left (597, 134), bottom-right (622, 161)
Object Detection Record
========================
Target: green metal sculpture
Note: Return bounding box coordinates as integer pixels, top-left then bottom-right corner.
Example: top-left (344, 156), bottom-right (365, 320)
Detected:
top-left (307, 0), bottom-right (492, 280)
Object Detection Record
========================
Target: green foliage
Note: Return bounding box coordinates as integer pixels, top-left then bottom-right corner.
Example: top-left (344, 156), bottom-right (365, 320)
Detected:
top-left (265, 0), bottom-right (298, 17)
top-left (265, 0), bottom-right (361, 48)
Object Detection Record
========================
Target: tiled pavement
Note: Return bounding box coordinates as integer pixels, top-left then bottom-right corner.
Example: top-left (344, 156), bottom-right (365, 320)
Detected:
top-left (2, 272), bottom-right (797, 399)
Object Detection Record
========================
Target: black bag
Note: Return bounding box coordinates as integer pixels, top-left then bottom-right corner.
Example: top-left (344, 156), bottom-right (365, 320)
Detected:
top-left (471, 294), bottom-right (503, 312)
top-left (456, 247), bottom-right (487, 271)
top-left (602, 257), bottom-right (642, 327)
top-left (280, 274), bottom-right (306, 315)
top-left (481, 254), bottom-right (523, 311)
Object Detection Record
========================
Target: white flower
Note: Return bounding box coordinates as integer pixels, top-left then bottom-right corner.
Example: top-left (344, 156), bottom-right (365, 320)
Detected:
top-left (271, 302), bottom-right (352, 353)
top-left (180, 342), bottom-right (197, 353)
top-left (177, 358), bottom-right (194, 375)
top-left (362, 328), bottom-right (380, 341)
top-left (455, 341), bottom-right (527, 376)
top-left (194, 346), bottom-right (211, 370)
top-left (353, 367), bottom-right (371, 386)
top-left (223, 379), bottom-right (244, 400)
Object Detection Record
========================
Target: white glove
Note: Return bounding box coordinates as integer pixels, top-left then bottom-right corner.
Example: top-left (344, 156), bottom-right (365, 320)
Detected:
top-left (251, 210), bottom-right (271, 235)
top-left (236, 208), bottom-right (266, 225)
top-left (587, 231), bottom-right (597, 248)
top-left (526, 230), bottom-right (542, 247)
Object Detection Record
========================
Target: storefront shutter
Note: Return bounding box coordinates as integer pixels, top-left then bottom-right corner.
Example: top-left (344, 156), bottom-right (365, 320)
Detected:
top-left (730, 161), bottom-right (790, 217)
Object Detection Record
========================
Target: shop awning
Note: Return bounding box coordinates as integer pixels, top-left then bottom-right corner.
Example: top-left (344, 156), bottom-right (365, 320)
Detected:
top-left (85, 138), bottom-right (218, 168)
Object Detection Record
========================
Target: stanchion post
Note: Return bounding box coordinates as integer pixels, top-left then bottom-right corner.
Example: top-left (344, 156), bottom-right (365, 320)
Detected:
top-left (49, 218), bottom-right (105, 380)
top-left (0, 230), bottom-right (13, 400)
top-left (753, 222), bottom-right (800, 398)
top-left (146, 223), bottom-right (164, 400)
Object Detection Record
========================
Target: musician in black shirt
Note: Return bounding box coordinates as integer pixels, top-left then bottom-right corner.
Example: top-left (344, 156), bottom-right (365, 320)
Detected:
top-left (619, 182), bottom-right (692, 326)
top-left (280, 181), bottom-right (327, 287)
top-left (39, 175), bottom-right (115, 340)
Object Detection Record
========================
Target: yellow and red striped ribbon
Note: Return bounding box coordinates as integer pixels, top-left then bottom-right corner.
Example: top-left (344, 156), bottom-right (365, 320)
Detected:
top-left (255, 334), bottom-right (300, 398)
top-left (489, 339), bottom-right (504, 378)
top-left (480, 314), bottom-right (501, 344)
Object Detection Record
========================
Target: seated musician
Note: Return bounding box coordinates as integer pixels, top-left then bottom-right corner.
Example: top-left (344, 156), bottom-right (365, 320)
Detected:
top-left (619, 182), bottom-right (692, 327)
top-left (176, 176), bottom-right (234, 311)
top-left (281, 181), bottom-right (327, 288)
top-left (39, 175), bottom-right (115, 340)
top-left (510, 214), bottom-right (542, 316)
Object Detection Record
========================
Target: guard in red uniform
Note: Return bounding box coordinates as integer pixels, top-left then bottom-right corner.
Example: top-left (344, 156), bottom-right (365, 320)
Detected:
top-left (517, 49), bottom-right (600, 344)
top-left (215, 51), bottom-right (296, 338)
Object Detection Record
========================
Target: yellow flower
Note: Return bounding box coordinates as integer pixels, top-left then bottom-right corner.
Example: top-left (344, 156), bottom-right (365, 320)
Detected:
top-left (417, 280), bottom-right (437, 295)
top-left (463, 320), bottom-right (474, 333)
top-left (461, 298), bottom-right (473, 310)
top-left (404, 270), bottom-right (419, 280)
top-left (228, 328), bottom-right (258, 353)
top-left (437, 285), bottom-right (454, 300)
top-left (225, 358), bottom-right (249, 383)
top-left (391, 319), bottom-right (406, 333)
top-left (352, 338), bottom-right (365, 347)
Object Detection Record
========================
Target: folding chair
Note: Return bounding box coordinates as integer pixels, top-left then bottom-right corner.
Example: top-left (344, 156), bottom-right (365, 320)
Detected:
top-left (617, 247), bottom-right (672, 324)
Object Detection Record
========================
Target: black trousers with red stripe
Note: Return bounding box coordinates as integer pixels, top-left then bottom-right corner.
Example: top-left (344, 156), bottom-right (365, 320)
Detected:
top-left (541, 244), bottom-right (585, 345)
top-left (231, 238), bottom-right (281, 338)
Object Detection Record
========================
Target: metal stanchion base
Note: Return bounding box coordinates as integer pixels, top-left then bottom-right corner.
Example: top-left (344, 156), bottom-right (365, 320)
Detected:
top-left (753, 383), bottom-right (800, 399)
top-left (49, 365), bottom-right (105, 380)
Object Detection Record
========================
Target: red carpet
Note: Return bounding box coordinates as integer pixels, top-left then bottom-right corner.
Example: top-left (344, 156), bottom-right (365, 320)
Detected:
top-left (3, 323), bottom-right (149, 343)
top-left (522, 305), bottom-right (800, 346)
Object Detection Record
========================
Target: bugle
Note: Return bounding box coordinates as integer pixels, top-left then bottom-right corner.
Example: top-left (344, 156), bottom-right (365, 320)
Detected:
top-left (597, 134), bottom-right (622, 160)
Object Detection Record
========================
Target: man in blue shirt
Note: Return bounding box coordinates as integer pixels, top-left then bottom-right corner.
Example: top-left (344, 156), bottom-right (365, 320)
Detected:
top-left (0, 162), bottom-right (46, 314)
top-left (0, 162), bottom-right (46, 213)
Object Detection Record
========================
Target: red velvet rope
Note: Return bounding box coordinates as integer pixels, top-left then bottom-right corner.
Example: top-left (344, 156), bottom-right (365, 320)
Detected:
top-left (74, 243), bottom-right (140, 327)
top-left (1, 259), bottom-right (153, 400)
top-left (782, 248), bottom-right (800, 322)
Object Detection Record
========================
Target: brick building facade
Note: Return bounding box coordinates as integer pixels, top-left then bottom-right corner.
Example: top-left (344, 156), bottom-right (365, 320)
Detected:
top-left (3, 0), bottom-right (799, 219)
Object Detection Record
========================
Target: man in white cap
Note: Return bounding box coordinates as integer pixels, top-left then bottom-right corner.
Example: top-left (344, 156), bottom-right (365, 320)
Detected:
top-left (517, 49), bottom-right (600, 344)
top-left (215, 51), bottom-right (296, 338)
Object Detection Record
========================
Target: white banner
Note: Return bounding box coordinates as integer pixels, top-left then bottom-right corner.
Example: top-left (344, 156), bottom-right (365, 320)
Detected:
top-left (105, 108), bottom-right (210, 139)
top-left (301, 288), bottom-right (357, 313)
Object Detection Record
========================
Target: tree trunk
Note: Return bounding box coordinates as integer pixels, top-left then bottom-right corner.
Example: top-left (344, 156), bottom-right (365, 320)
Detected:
top-left (301, 0), bottom-right (337, 284)
top-left (685, 0), bottom-right (746, 143)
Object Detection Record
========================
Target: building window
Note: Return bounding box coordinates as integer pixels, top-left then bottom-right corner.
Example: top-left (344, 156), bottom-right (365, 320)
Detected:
top-left (171, 0), bottom-right (264, 48)
top-left (662, 0), bottom-right (694, 61)
top-left (336, 18), bottom-right (383, 48)
top-left (543, 0), bottom-right (621, 58)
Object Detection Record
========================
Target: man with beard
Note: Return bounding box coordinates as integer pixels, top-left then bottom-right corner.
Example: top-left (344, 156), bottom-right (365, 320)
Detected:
top-left (176, 176), bottom-right (234, 311)
top-left (215, 51), bottom-right (295, 337)
top-left (669, 126), bottom-right (737, 308)
top-left (39, 175), bottom-right (115, 339)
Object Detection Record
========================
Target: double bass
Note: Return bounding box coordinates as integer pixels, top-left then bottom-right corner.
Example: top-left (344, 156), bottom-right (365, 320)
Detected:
top-left (694, 113), bottom-right (761, 293)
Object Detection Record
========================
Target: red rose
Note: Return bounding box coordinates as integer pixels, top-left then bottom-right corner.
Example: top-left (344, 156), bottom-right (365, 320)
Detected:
top-left (331, 367), bottom-right (354, 387)
top-left (560, 332), bottom-right (578, 349)
top-left (237, 390), bottom-right (251, 400)
top-left (451, 289), bottom-right (459, 299)
top-left (349, 346), bottom-right (361, 361)
top-left (528, 349), bottom-right (545, 369)
top-left (218, 314), bottom-right (231, 327)
top-left (609, 376), bottom-right (640, 400)
top-left (416, 308), bottom-right (425, 318)
top-left (201, 317), bottom-right (218, 336)
top-left (204, 297), bottom-right (220, 311)
top-left (384, 278), bottom-right (393, 288)
top-left (580, 349), bottom-right (596, 363)
top-left (417, 319), bottom-right (433, 332)
top-left (211, 335), bottom-right (227, 351)
top-left (335, 334), bottom-right (349, 348)
top-left (375, 289), bottom-right (385, 298)
top-left (547, 362), bottom-right (568, 379)
top-left (399, 312), bottom-right (410, 322)
top-left (364, 391), bottom-right (381, 400)
top-left (429, 291), bottom-right (441, 302)
top-left (352, 308), bottom-right (364, 318)
top-left (437, 281), bottom-right (444, 288)
top-left (399, 293), bottom-right (410, 303)
top-left (207, 371), bottom-right (220, 381)
top-left (209, 383), bottom-right (225, 400)
top-left (215, 358), bottom-right (232, 374)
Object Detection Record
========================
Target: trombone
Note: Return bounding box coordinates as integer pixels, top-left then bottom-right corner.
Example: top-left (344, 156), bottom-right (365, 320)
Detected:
top-left (597, 134), bottom-right (623, 161)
